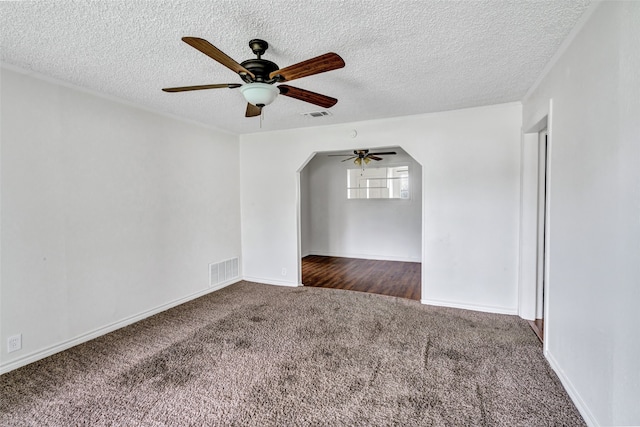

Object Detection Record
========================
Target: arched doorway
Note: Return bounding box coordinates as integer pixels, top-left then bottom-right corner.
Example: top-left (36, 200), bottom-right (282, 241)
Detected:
top-left (298, 146), bottom-right (422, 300)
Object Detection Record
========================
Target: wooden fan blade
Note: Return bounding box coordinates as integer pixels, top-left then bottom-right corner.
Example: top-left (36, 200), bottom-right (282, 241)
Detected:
top-left (278, 85), bottom-right (337, 108)
top-left (182, 37), bottom-right (255, 79)
top-left (245, 103), bottom-right (262, 117)
top-left (369, 152), bottom-right (397, 155)
top-left (162, 83), bottom-right (242, 92)
top-left (341, 156), bottom-right (357, 162)
top-left (270, 52), bottom-right (345, 82)
top-left (368, 155), bottom-right (383, 161)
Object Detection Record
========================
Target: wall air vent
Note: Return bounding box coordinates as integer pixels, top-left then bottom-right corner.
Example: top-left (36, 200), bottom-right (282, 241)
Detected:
top-left (209, 257), bottom-right (239, 287)
top-left (301, 111), bottom-right (332, 118)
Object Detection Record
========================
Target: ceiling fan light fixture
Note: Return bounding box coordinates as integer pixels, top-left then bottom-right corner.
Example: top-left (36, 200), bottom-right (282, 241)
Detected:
top-left (240, 83), bottom-right (279, 107)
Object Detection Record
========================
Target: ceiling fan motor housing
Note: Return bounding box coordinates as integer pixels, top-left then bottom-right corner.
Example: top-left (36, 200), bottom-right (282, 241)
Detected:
top-left (240, 59), bottom-right (279, 83)
top-left (240, 39), bottom-right (280, 83)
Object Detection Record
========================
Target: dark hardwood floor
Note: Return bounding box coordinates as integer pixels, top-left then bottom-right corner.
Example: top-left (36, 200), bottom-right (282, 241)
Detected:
top-left (302, 255), bottom-right (421, 301)
top-left (528, 318), bottom-right (544, 342)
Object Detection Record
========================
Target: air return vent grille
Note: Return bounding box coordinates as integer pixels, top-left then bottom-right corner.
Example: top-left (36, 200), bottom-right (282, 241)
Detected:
top-left (209, 257), bottom-right (239, 286)
top-left (301, 111), bottom-right (332, 118)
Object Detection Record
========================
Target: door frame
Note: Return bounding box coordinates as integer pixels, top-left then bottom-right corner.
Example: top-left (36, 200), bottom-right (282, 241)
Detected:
top-left (519, 108), bottom-right (552, 352)
top-left (296, 147), bottom-right (424, 298)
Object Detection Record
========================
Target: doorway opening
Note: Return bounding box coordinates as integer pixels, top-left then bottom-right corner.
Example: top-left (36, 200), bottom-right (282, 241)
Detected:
top-left (298, 146), bottom-right (422, 301)
top-left (529, 128), bottom-right (549, 342)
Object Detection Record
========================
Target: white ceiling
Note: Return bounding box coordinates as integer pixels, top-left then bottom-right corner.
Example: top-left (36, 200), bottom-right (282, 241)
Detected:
top-left (0, 0), bottom-right (591, 135)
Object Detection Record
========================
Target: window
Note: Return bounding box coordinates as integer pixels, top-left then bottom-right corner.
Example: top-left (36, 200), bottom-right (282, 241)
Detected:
top-left (347, 166), bottom-right (410, 199)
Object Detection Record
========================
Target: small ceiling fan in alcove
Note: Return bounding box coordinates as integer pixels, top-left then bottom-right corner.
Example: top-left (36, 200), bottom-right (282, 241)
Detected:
top-left (162, 37), bottom-right (345, 118)
top-left (329, 149), bottom-right (397, 167)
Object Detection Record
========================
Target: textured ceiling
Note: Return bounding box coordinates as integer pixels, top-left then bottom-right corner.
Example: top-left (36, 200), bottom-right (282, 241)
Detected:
top-left (0, 0), bottom-right (591, 135)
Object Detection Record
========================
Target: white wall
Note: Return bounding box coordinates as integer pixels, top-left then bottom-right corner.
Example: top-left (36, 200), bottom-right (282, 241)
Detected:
top-left (241, 102), bottom-right (522, 314)
top-left (522, 2), bottom-right (640, 425)
top-left (0, 67), bottom-right (242, 373)
top-left (302, 149), bottom-right (422, 262)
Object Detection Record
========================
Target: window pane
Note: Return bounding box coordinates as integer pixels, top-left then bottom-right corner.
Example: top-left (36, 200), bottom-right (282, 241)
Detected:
top-left (347, 166), bottom-right (409, 199)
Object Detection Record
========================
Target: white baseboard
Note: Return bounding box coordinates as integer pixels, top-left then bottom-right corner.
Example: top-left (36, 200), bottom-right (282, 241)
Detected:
top-left (307, 251), bottom-right (420, 263)
top-left (545, 350), bottom-right (599, 427)
top-left (0, 279), bottom-right (241, 375)
top-left (421, 298), bottom-right (518, 315)
top-left (242, 276), bottom-right (300, 287)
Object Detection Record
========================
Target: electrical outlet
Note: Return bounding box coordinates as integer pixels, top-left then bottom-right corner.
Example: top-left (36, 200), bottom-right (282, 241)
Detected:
top-left (281, 268), bottom-right (287, 276)
top-left (7, 334), bottom-right (22, 353)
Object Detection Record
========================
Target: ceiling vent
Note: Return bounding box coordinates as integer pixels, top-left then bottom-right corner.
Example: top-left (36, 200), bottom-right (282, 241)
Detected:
top-left (302, 111), bottom-right (332, 118)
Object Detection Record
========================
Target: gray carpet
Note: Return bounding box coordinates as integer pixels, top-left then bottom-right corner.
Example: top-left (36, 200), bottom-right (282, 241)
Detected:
top-left (0, 281), bottom-right (584, 426)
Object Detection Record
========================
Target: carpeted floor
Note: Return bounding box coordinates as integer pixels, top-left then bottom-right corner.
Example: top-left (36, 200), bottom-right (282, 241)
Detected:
top-left (0, 281), bottom-right (584, 426)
